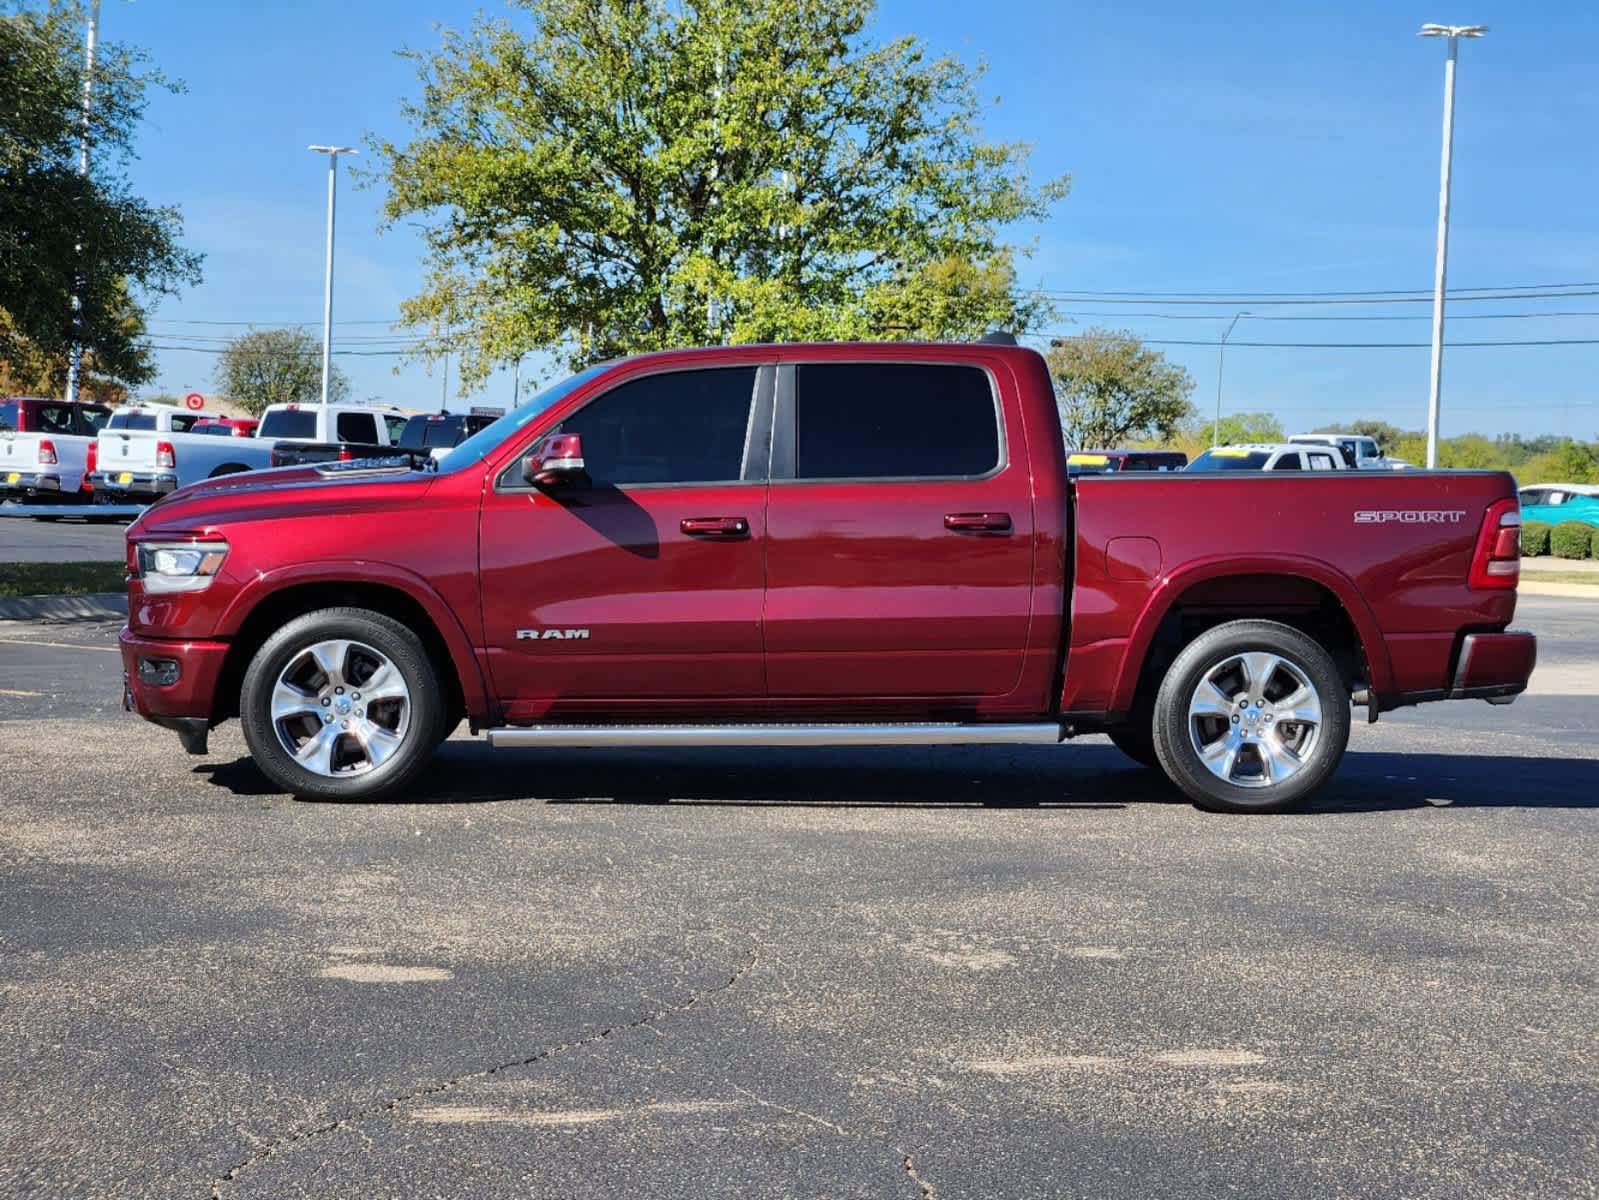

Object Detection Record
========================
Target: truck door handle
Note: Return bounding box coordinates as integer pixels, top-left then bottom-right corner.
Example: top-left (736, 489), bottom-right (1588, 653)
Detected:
top-left (944, 512), bottom-right (1012, 534)
top-left (680, 516), bottom-right (751, 539)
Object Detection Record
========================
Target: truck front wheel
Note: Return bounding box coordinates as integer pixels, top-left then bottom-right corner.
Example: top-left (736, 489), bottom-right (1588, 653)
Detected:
top-left (240, 607), bottom-right (446, 801)
top-left (1152, 620), bottom-right (1350, 814)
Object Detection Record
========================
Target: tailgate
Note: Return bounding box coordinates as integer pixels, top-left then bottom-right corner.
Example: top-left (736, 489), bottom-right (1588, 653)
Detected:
top-left (99, 431), bottom-right (161, 475)
top-left (1, 434), bottom-right (44, 478)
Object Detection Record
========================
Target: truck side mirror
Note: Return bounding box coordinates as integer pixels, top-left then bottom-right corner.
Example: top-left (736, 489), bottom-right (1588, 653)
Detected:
top-left (524, 433), bottom-right (588, 489)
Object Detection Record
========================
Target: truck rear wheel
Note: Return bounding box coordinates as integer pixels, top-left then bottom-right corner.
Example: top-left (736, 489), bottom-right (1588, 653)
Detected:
top-left (240, 607), bottom-right (445, 801)
top-left (1152, 620), bottom-right (1350, 814)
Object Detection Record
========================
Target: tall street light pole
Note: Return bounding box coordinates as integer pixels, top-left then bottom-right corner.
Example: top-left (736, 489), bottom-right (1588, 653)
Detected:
top-left (309, 145), bottom-right (358, 406)
top-left (64, 0), bottom-right (102, 406)
top-left (1418, 23), bottom-right (1487, 468)
top-left (1213, 311), bottom-right (1251, 446)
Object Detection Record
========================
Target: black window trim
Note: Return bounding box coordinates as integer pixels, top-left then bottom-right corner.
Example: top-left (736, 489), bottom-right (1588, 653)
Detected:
top-left (769, 360), bottom-right (1008, 485)
top-left (493, 361), bottom-right (775, 493)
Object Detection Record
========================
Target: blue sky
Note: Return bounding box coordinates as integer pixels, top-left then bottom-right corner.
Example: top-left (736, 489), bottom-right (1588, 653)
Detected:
top-left (107, 0), bottom-right (1599, 438)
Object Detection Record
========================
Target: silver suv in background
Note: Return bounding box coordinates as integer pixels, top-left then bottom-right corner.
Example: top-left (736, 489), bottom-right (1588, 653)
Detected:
top-left (1288, 432), bottom-right (1411, 470)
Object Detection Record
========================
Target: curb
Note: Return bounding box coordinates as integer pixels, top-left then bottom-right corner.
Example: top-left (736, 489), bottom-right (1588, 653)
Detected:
top-left (1519, 582), bottom-right (1599, 600)
top-left (0, 592), bottom-right (126, 622)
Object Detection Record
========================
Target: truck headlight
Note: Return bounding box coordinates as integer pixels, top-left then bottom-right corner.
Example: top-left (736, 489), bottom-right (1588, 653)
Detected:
top-left (135, 541), bottom-right (229, 594)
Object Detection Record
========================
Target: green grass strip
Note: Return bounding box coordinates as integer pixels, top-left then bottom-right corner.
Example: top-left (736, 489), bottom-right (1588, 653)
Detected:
top-left (0, 561), bottom-right (127, 598)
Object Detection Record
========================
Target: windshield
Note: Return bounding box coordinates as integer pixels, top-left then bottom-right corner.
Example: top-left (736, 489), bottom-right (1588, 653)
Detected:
top-left (1188, 449), bottom-right (1273, 471)
top-left (433, 364), bottom-right (612, 474)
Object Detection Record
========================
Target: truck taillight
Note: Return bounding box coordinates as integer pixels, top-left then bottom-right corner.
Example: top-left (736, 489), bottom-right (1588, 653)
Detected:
top-left (37, 439), bottom-right (57, 465)
top-left (83, 440), bottom-right (97, 490)
top-left (338, 447), bottom-right (355, 461)
top-left (156, 441), bottom-right (176, 469)
top-left (1468, 499), bottom-right (1521, 590)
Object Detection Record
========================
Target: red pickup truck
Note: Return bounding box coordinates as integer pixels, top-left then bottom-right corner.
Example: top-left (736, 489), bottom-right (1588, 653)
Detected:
top-left (119, 341), bottom-right (1535, 813)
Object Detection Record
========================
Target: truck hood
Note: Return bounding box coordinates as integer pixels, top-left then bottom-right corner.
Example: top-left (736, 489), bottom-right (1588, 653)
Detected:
top-left (131, 462), bottom-right (432, 536)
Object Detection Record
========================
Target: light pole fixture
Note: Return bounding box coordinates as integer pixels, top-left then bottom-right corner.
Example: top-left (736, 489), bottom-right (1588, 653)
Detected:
top-left (63, 0), bottom-right (102, 406)
top-left (1418, 23), bottom-right (1487, 468)
top-left (309, 144), bottom-right (358, 406)
top-left (1213, 311), bottom-right (1251, 447)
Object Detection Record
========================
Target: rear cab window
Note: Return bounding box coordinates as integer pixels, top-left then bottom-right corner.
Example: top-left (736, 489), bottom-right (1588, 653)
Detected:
top-left (1188, 449), bottom-right (1273, 471)
top-left (0, 402), bottom-right (17, 432)
top-left (259, 409), bottom-right (319, 440)
top-left (790, 362), bottom-right (1000, 479)
top-left (108, 411), bottom-right (158, 432)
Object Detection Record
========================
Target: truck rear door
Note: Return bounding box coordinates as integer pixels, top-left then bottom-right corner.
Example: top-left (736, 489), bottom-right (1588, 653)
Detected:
top-left (762, 359), bottom-right (1036, 703)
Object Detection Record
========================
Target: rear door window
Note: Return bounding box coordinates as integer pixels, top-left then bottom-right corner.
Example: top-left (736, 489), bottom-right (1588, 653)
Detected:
top-left (793, 363), bottom-right (1000, 480)
top-left (336, 412), bottom-right (379, 444)
top-left (37, 405), bottom-right (76, 434)
top-left (77, 408), bottom-right (111, 434)
top-left (1270, 453), bottom-right (1304, 471)
top-left (1308, 452), bottom-right (1338, 471)
top-left (170, 414), bottom-right (200, 433)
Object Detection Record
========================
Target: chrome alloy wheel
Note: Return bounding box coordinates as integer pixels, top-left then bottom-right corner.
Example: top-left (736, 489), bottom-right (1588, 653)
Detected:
top-left (1186, 650), bottom-right (1324, 789)
top-left (269, 639), bottom-right (411, 777)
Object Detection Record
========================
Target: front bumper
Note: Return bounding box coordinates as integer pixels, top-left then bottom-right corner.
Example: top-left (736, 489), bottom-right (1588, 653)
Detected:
top-left (120, 627), bottom-right (230, 752)
top-left (91, 470), bottom-right (178, 497)
top-left (1450, 630), bottom-right (1538, 703)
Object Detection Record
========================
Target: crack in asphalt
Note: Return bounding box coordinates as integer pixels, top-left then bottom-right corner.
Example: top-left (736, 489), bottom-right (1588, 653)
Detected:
top-left (207, 938), bottom-right (759, 1199)
top-left (729, 1085), bottom-right (941, 1199)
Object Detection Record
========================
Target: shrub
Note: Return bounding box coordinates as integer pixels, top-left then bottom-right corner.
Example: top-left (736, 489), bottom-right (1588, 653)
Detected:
top-left (1520, 520), bottom-right (1551, 556)
top-left (1550, 521), bottom-right (1595, 560)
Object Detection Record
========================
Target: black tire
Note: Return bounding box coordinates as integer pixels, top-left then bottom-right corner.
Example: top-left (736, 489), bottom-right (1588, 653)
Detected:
top-left (208, 464), bottom-right (249, 478)
top-left (1107, 718), bottom-right (1159, 768)
top-left (240, 607), bottom-right (446, 801)
top-left (1152, 619), bottom-right (1350, 814)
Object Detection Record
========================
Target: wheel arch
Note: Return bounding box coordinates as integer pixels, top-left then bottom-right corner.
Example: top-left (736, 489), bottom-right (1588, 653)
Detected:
top-left (213, 567), bottom-right (490, 726)
top-left (1111, 557), bottom-right (1391, 717)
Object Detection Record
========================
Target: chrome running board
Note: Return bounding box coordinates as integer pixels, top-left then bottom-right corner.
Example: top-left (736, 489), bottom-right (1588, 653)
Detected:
top-left (485, 722), bottom-right (1064, 749)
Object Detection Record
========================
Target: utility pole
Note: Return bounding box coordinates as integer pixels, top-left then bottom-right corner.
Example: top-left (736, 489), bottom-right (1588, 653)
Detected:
top-left (64, 0), bottom-right (101, 406)
top-left (1213, 312), bottom-right (1251, 446)
top-left (1418, 23), bottom-right (1488, 468)
top-left (309, 145), bottom-right (357, 405)
top-left (512, 355), bottom-right (522, 408)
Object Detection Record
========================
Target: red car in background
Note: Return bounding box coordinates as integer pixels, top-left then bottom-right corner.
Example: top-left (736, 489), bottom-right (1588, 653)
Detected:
top-left (191, 417), bottom-right (260, 438)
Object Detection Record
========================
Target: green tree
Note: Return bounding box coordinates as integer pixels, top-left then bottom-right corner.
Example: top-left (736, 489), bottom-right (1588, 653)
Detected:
top-left (376, 0), bottom-right (1069, 387)
top-left (1048, 329), bottom-right (1195, 449)
top-left (214, 329), bottom-right (349, 416)
top-left (0, 2), bottom-right (201, 388)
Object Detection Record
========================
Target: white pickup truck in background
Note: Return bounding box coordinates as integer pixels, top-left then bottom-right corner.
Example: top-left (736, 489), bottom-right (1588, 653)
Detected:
top-left (91, 405), bottom-right (276, 501)
top-left (0, 398), bottom-right (113, 505)
top-left (258, 402), bottom-right (414, 467)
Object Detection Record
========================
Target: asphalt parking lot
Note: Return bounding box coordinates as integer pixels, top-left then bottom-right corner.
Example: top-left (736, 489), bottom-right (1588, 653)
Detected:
top-left (0, 509), bottom-right (134, 563)
top-left (1, 596), bottom-right (1595, 1200)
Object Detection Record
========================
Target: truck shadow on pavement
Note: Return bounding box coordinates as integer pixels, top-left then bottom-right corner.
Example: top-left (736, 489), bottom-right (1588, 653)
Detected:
top-left (193, 743), bottom-right (1599, 813)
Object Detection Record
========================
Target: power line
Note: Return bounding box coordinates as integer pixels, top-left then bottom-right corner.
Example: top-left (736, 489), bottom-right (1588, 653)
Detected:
top-left (1027, 280), bottom-right (1599, 299)
top-left (1037, 333), bottom-right (1599, 349)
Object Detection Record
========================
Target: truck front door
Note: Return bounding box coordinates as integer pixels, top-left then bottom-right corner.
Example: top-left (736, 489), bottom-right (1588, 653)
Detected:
top-left (479, 363), bottom-right (772, 718)
top-left (762, 360), bottom-right (1036, 706)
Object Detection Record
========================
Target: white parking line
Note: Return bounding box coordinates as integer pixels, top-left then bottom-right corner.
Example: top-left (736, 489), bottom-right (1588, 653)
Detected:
top-left (0, 687), bottom-right (43, 696)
